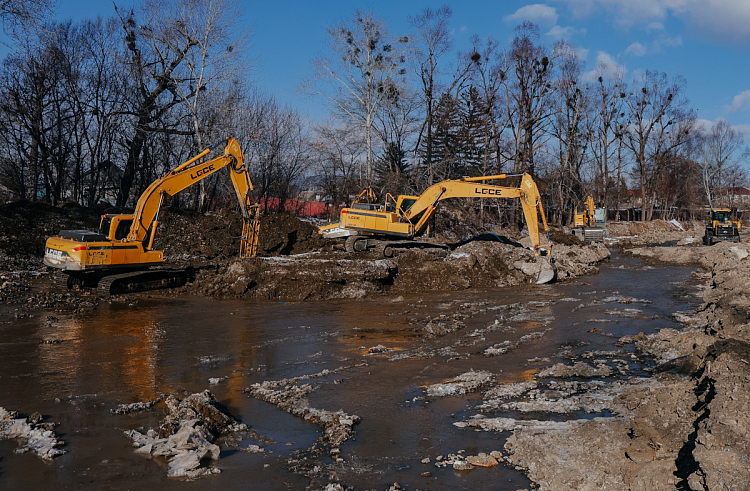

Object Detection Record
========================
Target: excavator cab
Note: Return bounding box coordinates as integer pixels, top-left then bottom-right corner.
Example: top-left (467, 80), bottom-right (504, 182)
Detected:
top-left (396, 196), bottom-right (418, 215)
top-left (99, 214), bottom-right (134, 241)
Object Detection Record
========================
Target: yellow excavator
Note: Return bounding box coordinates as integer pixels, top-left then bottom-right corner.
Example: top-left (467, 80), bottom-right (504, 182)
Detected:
top-left (572, 196), bottom-right (607, 243)
top-left (319, 173), bottom-right (555, 283)
top-left (44, 137), bottom-right (260, 294)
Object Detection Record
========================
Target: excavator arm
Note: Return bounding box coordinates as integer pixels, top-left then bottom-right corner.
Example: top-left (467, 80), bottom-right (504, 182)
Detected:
top-left (402, 173), bottom-right (550, 255)
top-left (127, 137), bottom-right (259, 256)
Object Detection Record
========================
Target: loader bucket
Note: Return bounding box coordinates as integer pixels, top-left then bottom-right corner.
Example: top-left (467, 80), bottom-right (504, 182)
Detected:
top-left (534, 257), bottom-right (557, 284)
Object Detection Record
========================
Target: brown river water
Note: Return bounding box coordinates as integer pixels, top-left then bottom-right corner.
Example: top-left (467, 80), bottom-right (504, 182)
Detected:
top-left (0, 252), bottom-right (701, 490)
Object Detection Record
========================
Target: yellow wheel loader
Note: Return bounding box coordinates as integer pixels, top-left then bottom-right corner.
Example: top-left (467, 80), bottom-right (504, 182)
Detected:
top-left (703, 208), bottom-right (741, 245)
top-left (44, 137), bottom-right (260, 294)
top-left (319, 173), bottom-right (556, 283)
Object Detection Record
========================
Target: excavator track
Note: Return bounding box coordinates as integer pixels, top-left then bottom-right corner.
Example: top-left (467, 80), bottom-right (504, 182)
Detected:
top-left (97, 269), bottom-right (188, 295)
top-left (374, 240), bottom-right (450, 257)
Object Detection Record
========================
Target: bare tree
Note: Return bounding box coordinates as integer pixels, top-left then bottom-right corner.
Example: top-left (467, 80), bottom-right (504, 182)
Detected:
top-left (113, 0), bottom-right (231, 207)
top-left (468, 35), bottom-right (507, 176)
top-left (60, 17), bottom-right (129, 206)
top-left (0, 26), bottom-right (74, 204)
top-left (621, 70), bottom-right (695, 220)
top-left (548, 40), bottom-right (591, 225)
top-left (589, 63), bottom-right (626, 212)
top-left (372, 82), bottom-right (419, 196)
top-left (501, 22), bottom-right (558, 176)
top-left (410, 5), bottom-right (458, 186)
top-left (699, 118), bottom-right (749, 209)
top-left (0, 0), bottom-right (52, 31)
top-left (311, 123), bottom-right (366, 213)
top-left (304, 9), bottom-right (409, 183)
top-left (142, 0), bottom-right (247, 209)
top-left (230, 90), bottom-right (312, 211)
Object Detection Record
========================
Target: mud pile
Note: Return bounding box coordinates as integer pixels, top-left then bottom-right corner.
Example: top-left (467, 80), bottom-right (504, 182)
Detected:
top-left (156, 210), bottom-right (336, 264)
top-left (187, 240), bottom-right (610, 301)
top-left (606, 218), bottom-right (705, 246)
top-left (0, 201), bottom-right (100, 270)
top-left (258, 214), bottom-right (337, 255)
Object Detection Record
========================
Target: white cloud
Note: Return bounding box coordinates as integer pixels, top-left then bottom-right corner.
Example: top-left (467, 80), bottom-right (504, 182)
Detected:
top-left (696, 119), bottom-right (750, 144)
top-left (678, 0), bottom-right (750, 44)
top-left (559, 0), bottom-right (668, 27)
top-left (577, 47), bottom-right (590, 62)
top-left (625, 41), bottom-right (647, 56)
top-left (726, 90), bottom-right (750, 113)
top-left (546, 25), bottom-right (583, 40)
top-left (582, 50), bottom-right (627, 82)
top-left (661, 36), bottom-right (683, 47)
top-left (504, 4), bottom-right (559, 26)
top-left (694, 118), bottom-right (714, 134)
top-left (646, 22), bottom-right (664, 31)
top-left (555, 0), bottom-right (750, 44)
top-left (733, 124), bottom-right (750, 143)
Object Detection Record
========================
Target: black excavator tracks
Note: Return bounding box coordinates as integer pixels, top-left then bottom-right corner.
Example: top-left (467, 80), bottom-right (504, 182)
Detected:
top-left (345, 235), bottom-right (450, 257)
top-left (96, 269), bottom-right (189, 295)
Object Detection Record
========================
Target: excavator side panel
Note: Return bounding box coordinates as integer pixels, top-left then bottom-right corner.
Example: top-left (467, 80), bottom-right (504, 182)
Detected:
top-left (340, 209), bottom-right (411, 236)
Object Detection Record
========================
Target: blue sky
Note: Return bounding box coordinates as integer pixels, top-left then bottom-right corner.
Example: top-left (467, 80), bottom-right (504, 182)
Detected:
top-left (5, 0), bottom-right (750, 140)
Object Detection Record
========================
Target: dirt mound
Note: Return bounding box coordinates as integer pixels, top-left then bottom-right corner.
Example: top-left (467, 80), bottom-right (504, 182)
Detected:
top-left (607, 219), bottom-right (704, 246)
top-left (258, 214), bottom-right (336, 255)
top-left (0, 201), bottom-right (100, 260)
top-left (187, 241), bottom-right (609, 302)
top-left (155, 210), bottom-right (337, 263)
top-left (155, 208), bottom-right (243, 262)
top-left (548, 228), bottom-right (584, 246)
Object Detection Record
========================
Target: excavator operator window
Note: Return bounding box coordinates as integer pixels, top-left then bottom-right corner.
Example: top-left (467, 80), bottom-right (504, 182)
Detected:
top-left (99, 216), bottom-right (112, 237)
top-left (399, 198), bottom-right (417, 214)
top-left (114, 219), bottom-right (132, 240)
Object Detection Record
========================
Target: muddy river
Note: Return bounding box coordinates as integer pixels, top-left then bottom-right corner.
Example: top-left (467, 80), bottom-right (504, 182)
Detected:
top-left (0, 252), bottom-right (701, 490)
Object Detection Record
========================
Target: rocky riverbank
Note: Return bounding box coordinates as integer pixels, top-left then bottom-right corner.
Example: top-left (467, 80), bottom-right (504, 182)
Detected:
top-left (445, 234), bottom-right (749, 491)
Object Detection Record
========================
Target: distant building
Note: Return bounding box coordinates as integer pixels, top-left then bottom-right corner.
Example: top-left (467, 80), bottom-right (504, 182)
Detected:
top-left (715, 187), bottom-right (750, 210)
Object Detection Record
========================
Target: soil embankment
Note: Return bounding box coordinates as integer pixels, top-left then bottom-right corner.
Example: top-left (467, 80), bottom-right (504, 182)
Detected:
top-left (0, 202), bottom-right (609, 308)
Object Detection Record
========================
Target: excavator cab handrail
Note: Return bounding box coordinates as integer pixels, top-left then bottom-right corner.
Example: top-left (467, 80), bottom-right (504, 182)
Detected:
top-left (383, 193), bottom-right (403, 218)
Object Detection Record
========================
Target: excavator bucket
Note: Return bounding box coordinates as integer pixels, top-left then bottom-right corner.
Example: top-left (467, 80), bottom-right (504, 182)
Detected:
top-left (534, 257), bottom-right (557, 284)
top-left (240, 204), bottom-right (261, 258)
